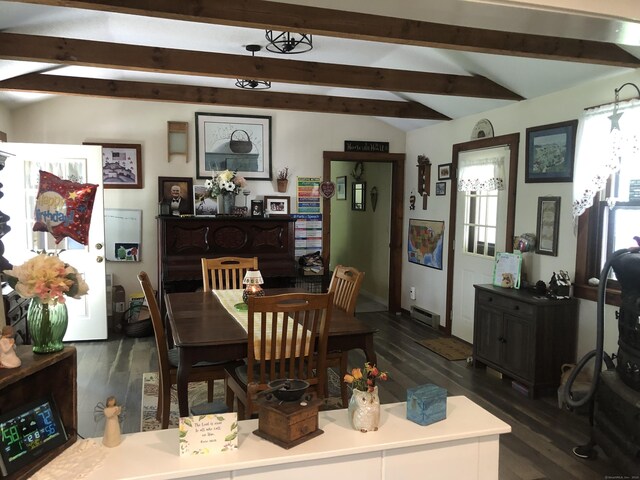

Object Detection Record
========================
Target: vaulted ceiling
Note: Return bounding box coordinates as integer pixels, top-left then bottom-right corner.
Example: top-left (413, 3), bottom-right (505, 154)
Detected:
top-left (0, 0), bottom-right (638, 131)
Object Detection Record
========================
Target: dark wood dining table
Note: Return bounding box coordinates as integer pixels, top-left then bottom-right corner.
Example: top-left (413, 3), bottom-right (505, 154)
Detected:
top-left (165, 290), bottom-right (379, 417)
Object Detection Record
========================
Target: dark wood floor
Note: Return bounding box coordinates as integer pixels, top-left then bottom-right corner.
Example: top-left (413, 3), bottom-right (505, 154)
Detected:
top-left (72, 310), bottom-right (621, 479)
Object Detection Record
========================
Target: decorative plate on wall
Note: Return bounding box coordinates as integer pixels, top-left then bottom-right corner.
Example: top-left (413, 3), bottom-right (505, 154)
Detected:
top-left (471, 119), bottom-right (494, 140)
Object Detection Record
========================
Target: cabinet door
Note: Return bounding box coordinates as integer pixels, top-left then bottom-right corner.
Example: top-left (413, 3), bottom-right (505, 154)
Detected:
top-left (475, 306), bottom-right (503, 365)
top-left (503, 313), bottom-right (535, 379)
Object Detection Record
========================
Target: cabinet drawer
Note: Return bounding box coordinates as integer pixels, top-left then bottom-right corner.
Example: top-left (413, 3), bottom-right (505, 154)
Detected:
top-left (476, 290), bottom-right (534, 317)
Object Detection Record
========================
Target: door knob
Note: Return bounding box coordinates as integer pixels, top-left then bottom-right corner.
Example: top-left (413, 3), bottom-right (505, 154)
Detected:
top-left (95, 243), bottom-right (103, 250)
top-left (96, 256), bottom-right (104, 263)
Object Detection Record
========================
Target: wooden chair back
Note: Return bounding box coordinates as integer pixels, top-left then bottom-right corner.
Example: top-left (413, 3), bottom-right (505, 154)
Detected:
top-left (328, 265), bottom-right (365, 315)
top-left (201, 256), bottom-right (258, 290)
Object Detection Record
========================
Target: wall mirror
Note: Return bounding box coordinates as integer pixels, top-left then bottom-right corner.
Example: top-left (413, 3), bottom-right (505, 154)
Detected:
top-left (352, 181), bottom-right (366, 211)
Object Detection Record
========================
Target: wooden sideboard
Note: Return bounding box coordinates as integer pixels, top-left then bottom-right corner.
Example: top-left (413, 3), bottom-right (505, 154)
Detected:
top-left (157, 216), bottom-right (297, 306)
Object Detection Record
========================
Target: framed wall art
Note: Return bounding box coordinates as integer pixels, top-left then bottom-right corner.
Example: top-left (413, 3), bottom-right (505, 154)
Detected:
top-left (525, 119), bottom-right (578, 183)
top-left (195, 112), bottom-right (272, 181)
top-left (438, 163), bottom-right (452, 181)
top-left (408, 219), bottom-right (445, 270)
top-left (84, 142), bottom-right (142, 189)
top-left (264, 196), bottom-right (290, 216)
top-left (336, 176), bottom-right (347, 200)
top-left (193, 184), bottom-right (218, 216)
top-left (535, 196), bottom-right (561, 256)
top-left (158, 176), bottom-right (193, 216)
top-left (251, 200), bottom-right (264, 217)
top-left (435, 182), bottom-right (446, 196)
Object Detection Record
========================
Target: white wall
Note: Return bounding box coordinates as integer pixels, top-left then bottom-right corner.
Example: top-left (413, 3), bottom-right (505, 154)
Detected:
top-left (8, 97), bottom-right (406, 298)
top-left (0, 104), bottom-right (11, 139)
top-left (405, 68), bottom-right (640, 360)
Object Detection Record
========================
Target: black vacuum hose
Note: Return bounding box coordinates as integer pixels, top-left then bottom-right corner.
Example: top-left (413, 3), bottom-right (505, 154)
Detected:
top-left (563, 247), bottom-right (640, 409)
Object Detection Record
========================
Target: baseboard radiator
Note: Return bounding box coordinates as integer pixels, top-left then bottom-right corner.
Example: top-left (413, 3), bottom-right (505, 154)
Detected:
top-left (410, 306), bottom-right (440, 329)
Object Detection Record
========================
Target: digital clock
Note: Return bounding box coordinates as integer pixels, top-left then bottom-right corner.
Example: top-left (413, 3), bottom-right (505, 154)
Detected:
top-left (0, 397), bottom-right (68, 477)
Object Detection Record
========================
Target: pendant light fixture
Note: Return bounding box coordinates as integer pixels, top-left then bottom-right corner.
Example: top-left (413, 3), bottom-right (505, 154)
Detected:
top-left (265, 31), bottom-right (313, 54)
top-left (235, 45), bottom-right (271, 90)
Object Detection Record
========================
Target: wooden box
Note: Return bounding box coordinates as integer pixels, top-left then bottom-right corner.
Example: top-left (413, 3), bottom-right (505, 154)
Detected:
top-left (254, 398), bottom-right (323, 449)
top-left (406, 384), bottom-right (447, 426)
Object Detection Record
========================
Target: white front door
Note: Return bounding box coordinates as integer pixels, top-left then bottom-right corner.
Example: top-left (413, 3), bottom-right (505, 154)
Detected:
top-left (1, 143), bottom-right (107, 341)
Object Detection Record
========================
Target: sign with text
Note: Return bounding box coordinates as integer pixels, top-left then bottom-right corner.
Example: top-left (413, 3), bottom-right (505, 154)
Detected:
top-left (297, 177), bottom-right (321, 213)
top-left (344, 141), bottom-right (389, 153)
top-left (179, 413), bottom-right (238, 456)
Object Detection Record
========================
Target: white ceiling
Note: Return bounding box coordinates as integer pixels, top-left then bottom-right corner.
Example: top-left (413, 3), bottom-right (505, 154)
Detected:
top-left (0, 0), bottom-right (638, 132)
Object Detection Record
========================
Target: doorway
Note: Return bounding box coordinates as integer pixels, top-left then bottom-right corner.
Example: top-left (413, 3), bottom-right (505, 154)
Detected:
top-left (444, 134), bottom-right (520, 336)
top-left (322, 151), bottom-right (405, 313)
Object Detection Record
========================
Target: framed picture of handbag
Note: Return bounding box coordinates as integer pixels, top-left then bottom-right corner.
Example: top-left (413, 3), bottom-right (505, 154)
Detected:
top-left (195, 112), bottom-right (272, 181)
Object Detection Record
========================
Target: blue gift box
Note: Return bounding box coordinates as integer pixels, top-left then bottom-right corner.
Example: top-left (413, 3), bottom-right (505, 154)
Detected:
top-left (406, 384), bottom-right (447, 426)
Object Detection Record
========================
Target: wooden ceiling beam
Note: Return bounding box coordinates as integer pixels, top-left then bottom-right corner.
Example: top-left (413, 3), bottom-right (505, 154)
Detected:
top-left (6, 0), bottom-right (639, 68)
top-left (0, 33), bottom-right (522, 100)
top-left (0, 73), bottom-right (450, 120)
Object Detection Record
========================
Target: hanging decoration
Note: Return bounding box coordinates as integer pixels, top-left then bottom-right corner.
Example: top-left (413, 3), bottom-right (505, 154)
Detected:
top-left (417, 155), bottom-right (431, 210)
top-left (370, 186), bottom-right (378, 212)
top-left (32, 171), bottom-right (98, 245)
top-left (320, 181), bottom-right (336, 198)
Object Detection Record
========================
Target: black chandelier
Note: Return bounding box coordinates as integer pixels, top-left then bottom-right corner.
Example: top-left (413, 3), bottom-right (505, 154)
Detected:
top-left (265, 30), bottom-right (313, 54)
top-left (235, 45), bottom-right (271, 90)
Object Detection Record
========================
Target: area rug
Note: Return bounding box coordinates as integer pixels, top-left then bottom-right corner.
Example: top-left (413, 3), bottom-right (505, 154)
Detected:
top-left (416, 337), bottom-right (472, 361)
top-left (141, 369), bottom-right (343, 432)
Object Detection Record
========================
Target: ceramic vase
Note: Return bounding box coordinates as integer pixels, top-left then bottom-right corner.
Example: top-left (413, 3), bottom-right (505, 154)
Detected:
top-left (27, 300), bottom-right (68, 353)
top-left (219, 192), bottom-right (236, 215)
top-left (348, 385), bottom-right (380, 432)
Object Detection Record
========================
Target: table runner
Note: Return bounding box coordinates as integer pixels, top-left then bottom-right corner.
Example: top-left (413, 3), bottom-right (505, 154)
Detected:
top-left (213, 289), bottom-right (312, 360)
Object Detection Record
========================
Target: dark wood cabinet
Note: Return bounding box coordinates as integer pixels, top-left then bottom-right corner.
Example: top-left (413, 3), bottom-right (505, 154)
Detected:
top-left (473, 284), bottom-right (577, 398)
top-left (157, 216), bottom-right (297, 306)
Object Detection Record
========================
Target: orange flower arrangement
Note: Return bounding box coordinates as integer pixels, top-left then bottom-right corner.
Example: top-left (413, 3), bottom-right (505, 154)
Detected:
top-left (344, 362), bottom-right (388, 392)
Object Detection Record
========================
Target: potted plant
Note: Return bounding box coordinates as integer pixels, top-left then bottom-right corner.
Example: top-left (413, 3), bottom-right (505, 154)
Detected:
top-left (277, 167), bottom-right (289, 192)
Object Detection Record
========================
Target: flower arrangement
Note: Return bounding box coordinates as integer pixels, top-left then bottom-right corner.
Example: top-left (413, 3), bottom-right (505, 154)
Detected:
top-left (344, 362), bottom-right (388, 392)
top-left (3, 253), bottom-right (89, 305)
top-left (277, 167), bottom-right (290, 180)
top-left (204, 169), bottom-right (247, 198)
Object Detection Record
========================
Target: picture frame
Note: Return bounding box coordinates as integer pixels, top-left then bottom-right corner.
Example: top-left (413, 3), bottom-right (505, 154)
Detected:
top-left (195, 112), bottom-right (272, 181)
top-left (535, 196), bottom-right (561, 256)
top-left (251, 200), bottom-right (264, 217)
top-left (158, 176), bottom-right (193, 216)
top-left (525, 119), bottom-right (578, 183)
top-left (438, 163), bottom-right (452, 181)
top-left (336, 176), bottom-right (347, 200)
top-left (435, 182), bottom-right (446, 196)
top-left (84, 142), bottom-right (142, 189)
top-left (264, 196), bottom-right (290, 216)
top-left (193, 184), bottom-right (218, 216)
top-left (407, 219), bottom-right (445, 270)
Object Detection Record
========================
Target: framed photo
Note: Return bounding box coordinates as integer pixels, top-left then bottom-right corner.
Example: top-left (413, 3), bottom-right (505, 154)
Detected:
top-left (535, 196), bottom-right (561, 256)
top-left (251, 200), bottom-right (264, 217)
top-left (195, 112), bottom-right (272, 181)
top-left (407, 219), bottom-right (445, 270)
top-left (435, 182), bottom-right (446, 196)
top-left (438, 163), bottom-right (452, 181)
top-left (525, 119), bottom-right (578, 183)
top-left (336, 176), bottom-right (347, 200)
top-left (84, 142), bottom-right (142, 189)
top-left (193, 184), bottom-right (218, 216)
top-left (264, 196), bottom-right (290, 216)
top-left (158, 176), bottom-right (193, 216)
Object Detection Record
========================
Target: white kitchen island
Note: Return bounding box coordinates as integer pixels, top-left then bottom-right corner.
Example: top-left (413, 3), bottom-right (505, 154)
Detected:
top-left (73, 396), bottom-right (510, 480)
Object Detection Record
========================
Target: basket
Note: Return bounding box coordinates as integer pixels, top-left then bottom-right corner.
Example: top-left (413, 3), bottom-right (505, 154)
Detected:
top-left (123, 305), bottom-right (153, 338)
top-left (229, 130), bottom-right (253, 153)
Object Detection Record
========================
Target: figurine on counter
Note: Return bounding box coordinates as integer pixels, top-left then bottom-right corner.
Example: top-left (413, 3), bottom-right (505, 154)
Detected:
top-left (0, 325), bottom-right (21, 369)
top-left (102, 396), bottom-right (122, 447)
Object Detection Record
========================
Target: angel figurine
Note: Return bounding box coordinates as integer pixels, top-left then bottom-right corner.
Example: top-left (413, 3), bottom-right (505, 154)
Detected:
top-left (0, 326), bottom-right (21, 369)
top-left (95, 396), bottom-right (123, 447)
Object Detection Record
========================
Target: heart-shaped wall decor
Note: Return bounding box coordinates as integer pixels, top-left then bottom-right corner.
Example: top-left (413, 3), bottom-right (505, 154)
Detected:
top-left (320, 181), bottom-right (336, 198)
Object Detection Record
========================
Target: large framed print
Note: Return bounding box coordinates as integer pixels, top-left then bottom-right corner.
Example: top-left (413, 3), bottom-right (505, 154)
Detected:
top-left (84, 142), bottom-right (142, 189)
top-left (195, 113), bottom-right (272, 181)
top-left (408, 219), bottom-right (444, 270)
top-left (525, 120), bottom-right (578, 183)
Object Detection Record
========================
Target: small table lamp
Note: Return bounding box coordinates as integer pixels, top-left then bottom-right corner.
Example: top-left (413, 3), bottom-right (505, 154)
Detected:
top-left (243, 269), bottom-right (265, 303)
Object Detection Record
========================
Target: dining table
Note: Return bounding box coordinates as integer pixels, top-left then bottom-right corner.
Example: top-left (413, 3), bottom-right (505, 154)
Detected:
top-left (165, 289), bottom-right (379, 417)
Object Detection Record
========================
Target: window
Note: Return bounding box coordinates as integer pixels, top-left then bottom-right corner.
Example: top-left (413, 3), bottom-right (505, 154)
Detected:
top-left (464, 189), bottom-right (498, 257)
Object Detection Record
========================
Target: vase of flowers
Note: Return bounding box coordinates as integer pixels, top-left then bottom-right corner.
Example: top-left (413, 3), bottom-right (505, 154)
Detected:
top-left (4, 253), bottom-right (89, 353)
top-left (344, 362), bottom-right (388, 432)
top-left (205, 169), bottom-right (247, 215)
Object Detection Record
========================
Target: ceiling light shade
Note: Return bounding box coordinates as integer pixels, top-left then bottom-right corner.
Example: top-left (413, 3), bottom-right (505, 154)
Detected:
top-left (265, 30), bottom-right (313, 54)
top-left (236, 45), bottom-right (271, 90)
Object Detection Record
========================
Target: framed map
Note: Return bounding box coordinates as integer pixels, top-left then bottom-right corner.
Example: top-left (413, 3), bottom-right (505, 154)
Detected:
top-left (408, 219), bottom-right (444, 270)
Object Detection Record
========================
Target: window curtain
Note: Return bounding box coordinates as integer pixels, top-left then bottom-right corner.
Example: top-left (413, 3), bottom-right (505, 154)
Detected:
top-left (457, 146), bottom-right (508, 192)
top-left (572, 97), bottom-right (640, 219)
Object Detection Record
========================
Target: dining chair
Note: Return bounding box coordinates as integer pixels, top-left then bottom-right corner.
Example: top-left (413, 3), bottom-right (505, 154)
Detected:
top-left (224, 292), bottom-right (334, 420)
top-left (201, 256), bottom-right (259, 290)
top-left (137, 271), bottom-right (239, 429)
top-left (326, 265), bottom-right (365, 407)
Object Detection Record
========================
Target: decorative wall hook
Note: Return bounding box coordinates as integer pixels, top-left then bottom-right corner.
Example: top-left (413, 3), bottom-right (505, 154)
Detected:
top-left (610, 82), bottom-right (640, 132)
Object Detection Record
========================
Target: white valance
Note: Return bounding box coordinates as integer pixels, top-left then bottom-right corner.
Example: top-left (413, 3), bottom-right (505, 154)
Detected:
top-left (457, 146), bottom-right (508, 192)
top-left (572, 97), bottom-right (640, 219)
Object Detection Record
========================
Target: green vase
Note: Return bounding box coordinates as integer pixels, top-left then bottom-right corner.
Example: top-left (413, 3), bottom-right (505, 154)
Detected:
top-left (27, 300), bottom-right (68, 353)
